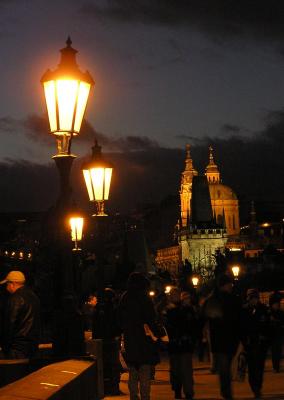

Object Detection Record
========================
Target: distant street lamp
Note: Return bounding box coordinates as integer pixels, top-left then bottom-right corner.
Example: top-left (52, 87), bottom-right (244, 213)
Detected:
top-left (192, 276), bottom-right (199, 288)
top-left (231, 265), bottom-right (240, 280)
top-left (149, 290), bottom-right (155, 297)
top-left (82, 140), bottom-right (113, 216)
top-left (69, 216), bottom-right (84, 251)
top-left (165, 285), bottom-right (172, 294)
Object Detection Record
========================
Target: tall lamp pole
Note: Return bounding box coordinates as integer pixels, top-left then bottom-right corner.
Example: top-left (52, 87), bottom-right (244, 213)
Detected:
top-left (41, 38), bottom-right (94, 356)
top-left (82, 141), bottom-right (113, 295)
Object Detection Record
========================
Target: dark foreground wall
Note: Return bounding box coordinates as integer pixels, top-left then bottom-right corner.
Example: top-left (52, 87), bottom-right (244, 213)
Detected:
top-left (0, 359), bottom-right (98, 400)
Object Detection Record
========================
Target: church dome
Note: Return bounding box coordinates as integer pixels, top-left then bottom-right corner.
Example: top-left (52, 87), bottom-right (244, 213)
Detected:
top-left (209, 183), bottom-right (238, 201)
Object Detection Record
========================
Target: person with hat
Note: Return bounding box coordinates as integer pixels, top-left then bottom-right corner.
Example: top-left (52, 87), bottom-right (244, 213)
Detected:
top-left (0, 270), bottom-right (40, 359)
top-left (241, 288), bottom-right (270, 399)
top-left (269, 291), bottom-right (284, 373)
top-left (203, 274), bottom-right (241, 400)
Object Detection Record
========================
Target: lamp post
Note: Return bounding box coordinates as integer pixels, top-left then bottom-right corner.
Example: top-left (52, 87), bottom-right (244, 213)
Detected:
top-left (165, 285), bottom-right (172, 294)
top-left (232, 265), bottom-right (240, 280)
top-left (41, 38), bottom-right (94, 356)
top-left (69, 216), bottom-right (84, 251)
top-left (82, 140), bottom-right (113, 297)
top-left (192, 276), bottom-right (199, 288)
top-left (82, 140), bottom-right (113, 216)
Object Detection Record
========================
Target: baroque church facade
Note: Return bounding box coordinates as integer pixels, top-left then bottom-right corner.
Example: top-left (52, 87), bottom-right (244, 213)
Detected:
top-left (156, 145), bottom-right (240, 275)
top-left (180, 144), bottom-right (240, 236)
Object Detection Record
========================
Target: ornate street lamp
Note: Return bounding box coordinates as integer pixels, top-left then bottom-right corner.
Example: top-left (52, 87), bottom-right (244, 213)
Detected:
top-left (231, 265), bottom-right (240, 280)
top-left (192, 276), bottom-right (199, 288)
top-left (82, 140), bottom-right (113, 216)
top-left (41, 37), bottom-right (94, 156)
top-left (69, 216), bottom-right (84, 251)
top-left (41, 38), bottom-right (94, 205)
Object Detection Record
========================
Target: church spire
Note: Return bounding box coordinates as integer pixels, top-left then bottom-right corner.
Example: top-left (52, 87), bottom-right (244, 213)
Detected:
top-left (205, 145), bottom-right (220, 183)
top-left (180, 144), bottom-right (198, 228)
top-left (185, 144), bottom-right (197, 174)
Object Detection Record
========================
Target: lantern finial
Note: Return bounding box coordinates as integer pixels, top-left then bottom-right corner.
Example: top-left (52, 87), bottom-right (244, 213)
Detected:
top-left (92, 139), bottom-right (102, 159)
top-left (66, 36), bottom-right (72, 47)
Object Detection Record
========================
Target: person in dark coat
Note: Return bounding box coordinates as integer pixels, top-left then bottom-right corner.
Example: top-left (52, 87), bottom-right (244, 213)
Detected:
top-left (118, 272), bottom-right (166, 400)
top-left (241, 289), bottom-right (270, 399)
top-left (92, 288), bottom-right (121, 395)
top-left (0, 271), bottom-right (40, 359)
top-left (166, 289), bottom-right (198, 400)
top-left (269, 293), bottom-right (284, 373)
top-left (203, 274), bottom-right (241, 400)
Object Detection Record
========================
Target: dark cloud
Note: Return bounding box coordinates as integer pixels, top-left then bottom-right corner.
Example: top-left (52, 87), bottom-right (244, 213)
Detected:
top-left (1, 108), bottom-right (284, 220)
top-left (220, 124), bottom-right (241, 135)
top-left (80, 1), bottom-right (284, 44)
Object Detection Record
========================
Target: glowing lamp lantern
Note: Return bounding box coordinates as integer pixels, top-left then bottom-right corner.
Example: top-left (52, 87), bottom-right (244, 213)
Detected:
top-left (69, 216), bottom-right (84, 251)
top-left (192, 276), bottom-right (199, 288)
top-left (232, 265), bottom-right (240, 280)
top-left (149, 291), bottom-right (155, 297)
top-left (165, 285), bottom-right (172, 294)
top-left (41, 37), bottom-right (94, 155)
top-left (82, 141), bottom-right (113, 216)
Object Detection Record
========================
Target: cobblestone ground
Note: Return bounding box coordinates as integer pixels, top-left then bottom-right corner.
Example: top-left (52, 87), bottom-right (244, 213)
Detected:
top-left (105, 358), bottom-right (284, 400)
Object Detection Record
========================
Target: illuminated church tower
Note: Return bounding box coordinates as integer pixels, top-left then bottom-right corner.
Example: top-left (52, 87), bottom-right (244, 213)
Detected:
top-left (180, 144), bottom-right (198, 227)
top-left (205, 146), bottom-right (240, 236)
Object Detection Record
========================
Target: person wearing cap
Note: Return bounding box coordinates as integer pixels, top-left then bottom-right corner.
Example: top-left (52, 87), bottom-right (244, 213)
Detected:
top-left (269, 292), bottom-right (284, 373)
top-left (203, 274), bottom-right (241, 400)
top-left (0, 270), bottom-right (40, 359)
top-left (241, 288), bottom-right (270, 399)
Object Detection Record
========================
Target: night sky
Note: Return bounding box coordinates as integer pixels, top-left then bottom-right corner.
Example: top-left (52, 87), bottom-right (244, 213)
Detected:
top-left (1, 1), bottom-right (284, 215)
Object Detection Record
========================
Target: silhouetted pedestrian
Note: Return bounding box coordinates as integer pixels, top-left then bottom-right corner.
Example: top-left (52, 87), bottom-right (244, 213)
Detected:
top-left (269, 292), bottom-right (284, 373)
top-left (92, 288), bottom-right (121, 395)
top-left (203, 275), bottom-right (241, 400)
top-left (166, 289), bottom-right (197, 400)
top-left (118, 272), bottom-right (166, 400)
top-left (241, 289), bottom-right (270, 399)
top-left (0, 271), bottom-right (40, 359)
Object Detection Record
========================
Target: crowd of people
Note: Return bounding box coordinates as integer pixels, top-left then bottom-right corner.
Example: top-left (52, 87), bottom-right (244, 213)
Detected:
top-left (0, 269), bottom-right (283, 400)
top-left (84, 272), bottom-right (284, 400)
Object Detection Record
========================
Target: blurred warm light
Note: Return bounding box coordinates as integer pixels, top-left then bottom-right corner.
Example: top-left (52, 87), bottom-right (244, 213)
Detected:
top-left (19, 252), bottom-right (24, 259)
top-left (149, 291), bottom-right (155, 297)
top-left (232, 265), bottom-right (240, 279)
top-left (165, 285), bottom-right (172, 294)
top-left (41, 37), bottom-right (94, 155)
top-left (229, 247), bottom-right (242, 252)
top-left (28, 253), bottom-right (32, 259)
top-left (11, 251), bottom-right (15, 257)
top-left (192, 276), bottom-right (199, 288)
top-left (69, 216), bottom-right (84, 251)
top-left (262, 222), bottom-right (270, 227)
top-left (82, 141), bottom-right (113, 216)
top-left (4, 251), bottom-right (8, 256)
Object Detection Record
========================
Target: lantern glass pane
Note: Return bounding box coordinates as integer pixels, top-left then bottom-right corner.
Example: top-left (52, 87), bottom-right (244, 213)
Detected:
top-left (56, 80), bottom-right (79, 133)
top-left (44, 81), bottom-right (57, 132)
top-left (74, 82), bottom-right (91, 133)
top-left (70, 217), bottom-right (84, 241)
top-left (104, 168), bottom-right (112, 200)
top-left (90, 168), bottom-right (104, 201)
top-left (83, 170), bottom-right (95, 201)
